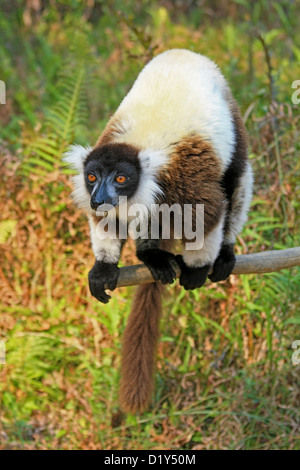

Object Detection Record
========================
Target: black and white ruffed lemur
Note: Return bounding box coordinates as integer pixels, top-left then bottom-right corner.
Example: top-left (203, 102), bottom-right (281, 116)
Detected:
top-left (65, 49), bottom-right (253, 414)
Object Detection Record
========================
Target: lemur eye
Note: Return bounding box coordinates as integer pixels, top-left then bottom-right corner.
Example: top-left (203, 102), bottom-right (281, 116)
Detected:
top-left (116, 175), bottom-right (126, 184)
top-left (87, 173), bottom-right (97, 183)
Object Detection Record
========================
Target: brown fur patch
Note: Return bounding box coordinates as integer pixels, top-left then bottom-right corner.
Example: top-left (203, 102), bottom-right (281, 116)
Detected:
top-left (157, 135), bottom-right (225, 238)
top-left (91, 214), bottom-right (104, 225)
top-left (95, 116), bottom-right (127, 147)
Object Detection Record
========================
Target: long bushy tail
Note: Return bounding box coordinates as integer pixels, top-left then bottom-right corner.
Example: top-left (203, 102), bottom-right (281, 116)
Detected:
top-left (119, 282), bottom-right (164, 414)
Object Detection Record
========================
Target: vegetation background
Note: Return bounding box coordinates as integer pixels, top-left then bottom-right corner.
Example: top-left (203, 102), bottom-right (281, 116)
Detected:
top-left (0, 0), bottom-right (299, 450)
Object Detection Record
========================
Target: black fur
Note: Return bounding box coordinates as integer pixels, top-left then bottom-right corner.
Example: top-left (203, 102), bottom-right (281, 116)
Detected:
top-left (208, 243), bottom-right (236, 282)
top-left (221, 107), bottom-right (248, 237)
top-left (85, 142), bottom-right (140, 168)
top-left (137, 248), bottom-right (176, 285)
top-left (84, 143), bottom-right (141, 201)
top-left (175, 255), bottom-right (210, 290)
top-left (88, 260), bottom-right (120, 303)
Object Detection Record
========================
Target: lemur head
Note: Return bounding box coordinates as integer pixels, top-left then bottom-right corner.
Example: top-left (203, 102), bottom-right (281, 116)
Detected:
top-left (84, 143), bottom-right (141, 211)
top-left (65, 142), bottom-right (166, 213)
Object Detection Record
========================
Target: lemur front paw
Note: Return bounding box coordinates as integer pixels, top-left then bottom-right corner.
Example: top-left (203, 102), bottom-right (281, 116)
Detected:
top-left (175, 255), bottom-right (210, 290)
top-left (208, 244), bottom-right (236, 282)
top-left (88, 260), bottom-right (120, 304)
top-left (137, 249), bottom-right (176, 285)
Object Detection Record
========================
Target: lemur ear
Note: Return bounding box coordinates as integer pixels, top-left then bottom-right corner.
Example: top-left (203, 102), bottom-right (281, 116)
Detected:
top-left (63, 144), bottom-right (93, 172)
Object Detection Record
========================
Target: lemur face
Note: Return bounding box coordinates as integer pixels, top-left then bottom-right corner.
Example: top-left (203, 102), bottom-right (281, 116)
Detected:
top-left (84, 143), bottom-right (140, 211)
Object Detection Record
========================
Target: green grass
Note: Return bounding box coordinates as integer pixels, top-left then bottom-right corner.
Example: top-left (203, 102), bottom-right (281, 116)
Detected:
top-left (0, 0), bottom-right (299, 450)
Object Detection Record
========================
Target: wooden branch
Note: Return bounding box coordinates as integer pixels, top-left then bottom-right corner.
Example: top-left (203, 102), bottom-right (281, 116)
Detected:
top-left (115, 247), bottom-right (300, 288)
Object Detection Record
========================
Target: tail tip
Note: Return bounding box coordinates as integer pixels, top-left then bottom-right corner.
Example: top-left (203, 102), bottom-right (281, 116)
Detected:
top-left (119, 384), bottom-right (152, 414)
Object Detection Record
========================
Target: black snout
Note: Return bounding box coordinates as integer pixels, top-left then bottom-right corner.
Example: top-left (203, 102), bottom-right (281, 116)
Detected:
top-left (90, 198), bottom-right (105, 210)
top-left (90, 184), bottom-right (115, 211)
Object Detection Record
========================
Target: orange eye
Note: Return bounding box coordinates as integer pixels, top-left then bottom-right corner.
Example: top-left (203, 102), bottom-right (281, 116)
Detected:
top-left (116, 175), bottom-right (126, 184)
top-left (87, 173), bottom-right (96, 183)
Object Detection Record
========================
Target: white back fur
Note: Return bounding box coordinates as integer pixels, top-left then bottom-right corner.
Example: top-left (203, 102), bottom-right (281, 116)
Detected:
top-left (111, 49), bottom-right (235, 169)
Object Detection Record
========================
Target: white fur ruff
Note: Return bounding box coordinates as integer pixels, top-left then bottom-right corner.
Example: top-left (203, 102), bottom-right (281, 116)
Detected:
top-left (63, 144), bottom-right (93, 213)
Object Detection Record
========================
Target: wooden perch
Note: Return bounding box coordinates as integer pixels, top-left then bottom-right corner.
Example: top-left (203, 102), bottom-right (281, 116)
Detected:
top-left (115, 247), bottom-right (300, 288)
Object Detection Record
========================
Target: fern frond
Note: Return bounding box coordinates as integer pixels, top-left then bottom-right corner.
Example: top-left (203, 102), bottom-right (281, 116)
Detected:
top-left (20, 53), bottom-right (91, 177)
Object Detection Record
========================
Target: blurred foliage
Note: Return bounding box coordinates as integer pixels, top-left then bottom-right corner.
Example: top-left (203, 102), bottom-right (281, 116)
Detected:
top-left (0, 0), bottom-right (300, 450)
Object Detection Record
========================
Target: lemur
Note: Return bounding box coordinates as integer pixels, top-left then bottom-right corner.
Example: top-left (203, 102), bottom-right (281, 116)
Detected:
top-left (65, 49), bottom-right (253, 414)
